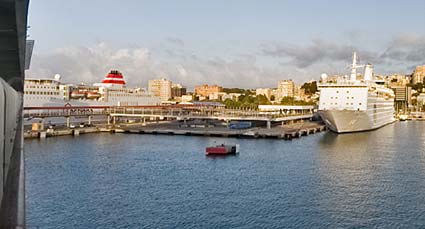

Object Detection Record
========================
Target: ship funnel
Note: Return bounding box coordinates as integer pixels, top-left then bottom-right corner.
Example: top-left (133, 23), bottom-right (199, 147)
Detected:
top-left (350, 51), bottom-right (357, 81)
top-left (364, 63), bottom-right (374, 81)
top-left (101, 70), bottom-right (126, 86)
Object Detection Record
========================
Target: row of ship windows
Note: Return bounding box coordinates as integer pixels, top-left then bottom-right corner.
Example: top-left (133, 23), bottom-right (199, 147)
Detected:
top-left (25, 97), bottom-right (55, 100)
top-left (109, 94), bottom-right (146, 97)
top-left (26, 85), bottom-right (59, 89)
top-left (323, 102), bottom-right (362, 105)
top-left (330, 97), bottom-right (356, 99)
top-left (25, 91), bottom-right (60, 95)
top-left (109, 89), bottom-right (138, 93)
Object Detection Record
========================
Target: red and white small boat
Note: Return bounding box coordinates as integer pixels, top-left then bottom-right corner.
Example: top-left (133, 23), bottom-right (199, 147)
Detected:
top-left (206, 144), bottom-right (240, 155)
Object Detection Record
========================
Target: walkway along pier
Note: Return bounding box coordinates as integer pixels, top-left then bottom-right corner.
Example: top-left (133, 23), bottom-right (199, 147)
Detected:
top-left (107, 105), bottom-right (315, 129)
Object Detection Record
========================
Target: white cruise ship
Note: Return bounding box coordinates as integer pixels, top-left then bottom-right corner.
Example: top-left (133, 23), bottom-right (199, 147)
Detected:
top-left (24, 70), bottom-right (161, 108)
top-left (318, 52), bottom-right (395, 133)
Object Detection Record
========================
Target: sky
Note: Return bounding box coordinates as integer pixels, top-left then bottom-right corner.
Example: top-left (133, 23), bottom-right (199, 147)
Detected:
top-left (27, 0), bottom-right (425, 89)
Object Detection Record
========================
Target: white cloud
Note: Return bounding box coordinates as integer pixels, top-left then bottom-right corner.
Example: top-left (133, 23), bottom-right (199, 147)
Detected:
top-left (27, 42), bottom-right (296, 89)
top-left (27, 36), bottom-right (425, 89)
top-left (261, 35), bottom-right (425, 75)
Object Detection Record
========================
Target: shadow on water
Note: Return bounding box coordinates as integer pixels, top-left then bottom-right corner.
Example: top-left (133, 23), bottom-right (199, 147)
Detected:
top-left (205, 154), bottom-right (239, 159)
top-left (309, 123), bottom-right (425, 227)
top-left (318, 130), bottom-right (371, 148)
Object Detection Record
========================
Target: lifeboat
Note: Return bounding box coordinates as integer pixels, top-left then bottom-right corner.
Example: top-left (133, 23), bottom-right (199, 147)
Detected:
top-left (206, 144), bottom-right (239, 155)
top-left (70, 91), bottom-right (86, 99)
top-left (86, 92), bottom-right (101, 99)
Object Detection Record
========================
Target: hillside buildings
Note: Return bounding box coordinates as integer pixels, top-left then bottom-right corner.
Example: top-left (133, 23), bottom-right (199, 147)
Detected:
top-left (194, 84), bottom-right (223, 97)
top-left (255, 88), bottom-right (272, 100)
top-left (412, 66), bottom-right (425, 84)
top-left (387, 74), bottom-right (411, 86)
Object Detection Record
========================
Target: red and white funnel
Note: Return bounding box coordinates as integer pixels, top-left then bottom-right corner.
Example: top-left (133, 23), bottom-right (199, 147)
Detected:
top-left (101, 70), bottom-right (126, 85)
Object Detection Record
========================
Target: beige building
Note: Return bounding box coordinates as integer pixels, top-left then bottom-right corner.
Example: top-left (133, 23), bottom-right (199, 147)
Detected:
top-left (277, 80), bottom-right (295, 99)
top-left (148, 78), bottom-right (172, 102)
top-left (194, 84), bottom-right (223, 97)
top-left (412, 66), bottom-right (425, 84)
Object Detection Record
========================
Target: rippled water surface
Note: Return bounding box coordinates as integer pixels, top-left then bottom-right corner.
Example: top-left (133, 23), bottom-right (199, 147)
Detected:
top-left (26, 122), bottom-right (425, 228)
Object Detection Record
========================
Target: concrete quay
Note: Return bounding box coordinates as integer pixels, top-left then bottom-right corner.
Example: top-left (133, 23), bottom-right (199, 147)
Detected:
top-left (24, 127), bottom-right (100, 139)
top-left (24, 120), bottom-right (326, 140)
top-left (113, 121), bottom-right (326, 140)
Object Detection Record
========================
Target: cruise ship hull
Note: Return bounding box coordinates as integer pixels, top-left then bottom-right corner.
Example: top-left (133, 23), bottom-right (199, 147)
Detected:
top-left (318, 110), bottom-right (395, 133)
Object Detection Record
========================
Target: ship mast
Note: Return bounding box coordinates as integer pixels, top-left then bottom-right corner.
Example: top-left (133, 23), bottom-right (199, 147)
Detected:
top-left (350, 51), bottom-right (365, 82)
top-left (350, 51), bottom-right (357, 81)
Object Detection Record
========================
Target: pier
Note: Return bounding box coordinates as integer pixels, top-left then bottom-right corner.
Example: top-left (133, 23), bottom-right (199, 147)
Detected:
top-left (114, 121), bottom-right (326, 140)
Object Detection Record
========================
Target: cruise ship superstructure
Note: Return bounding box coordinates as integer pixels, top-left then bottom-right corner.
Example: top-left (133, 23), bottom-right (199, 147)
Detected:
top-left (24, 70), bottom-right (160, 108)
top-left (318, 52), bottom-right (395, 133)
